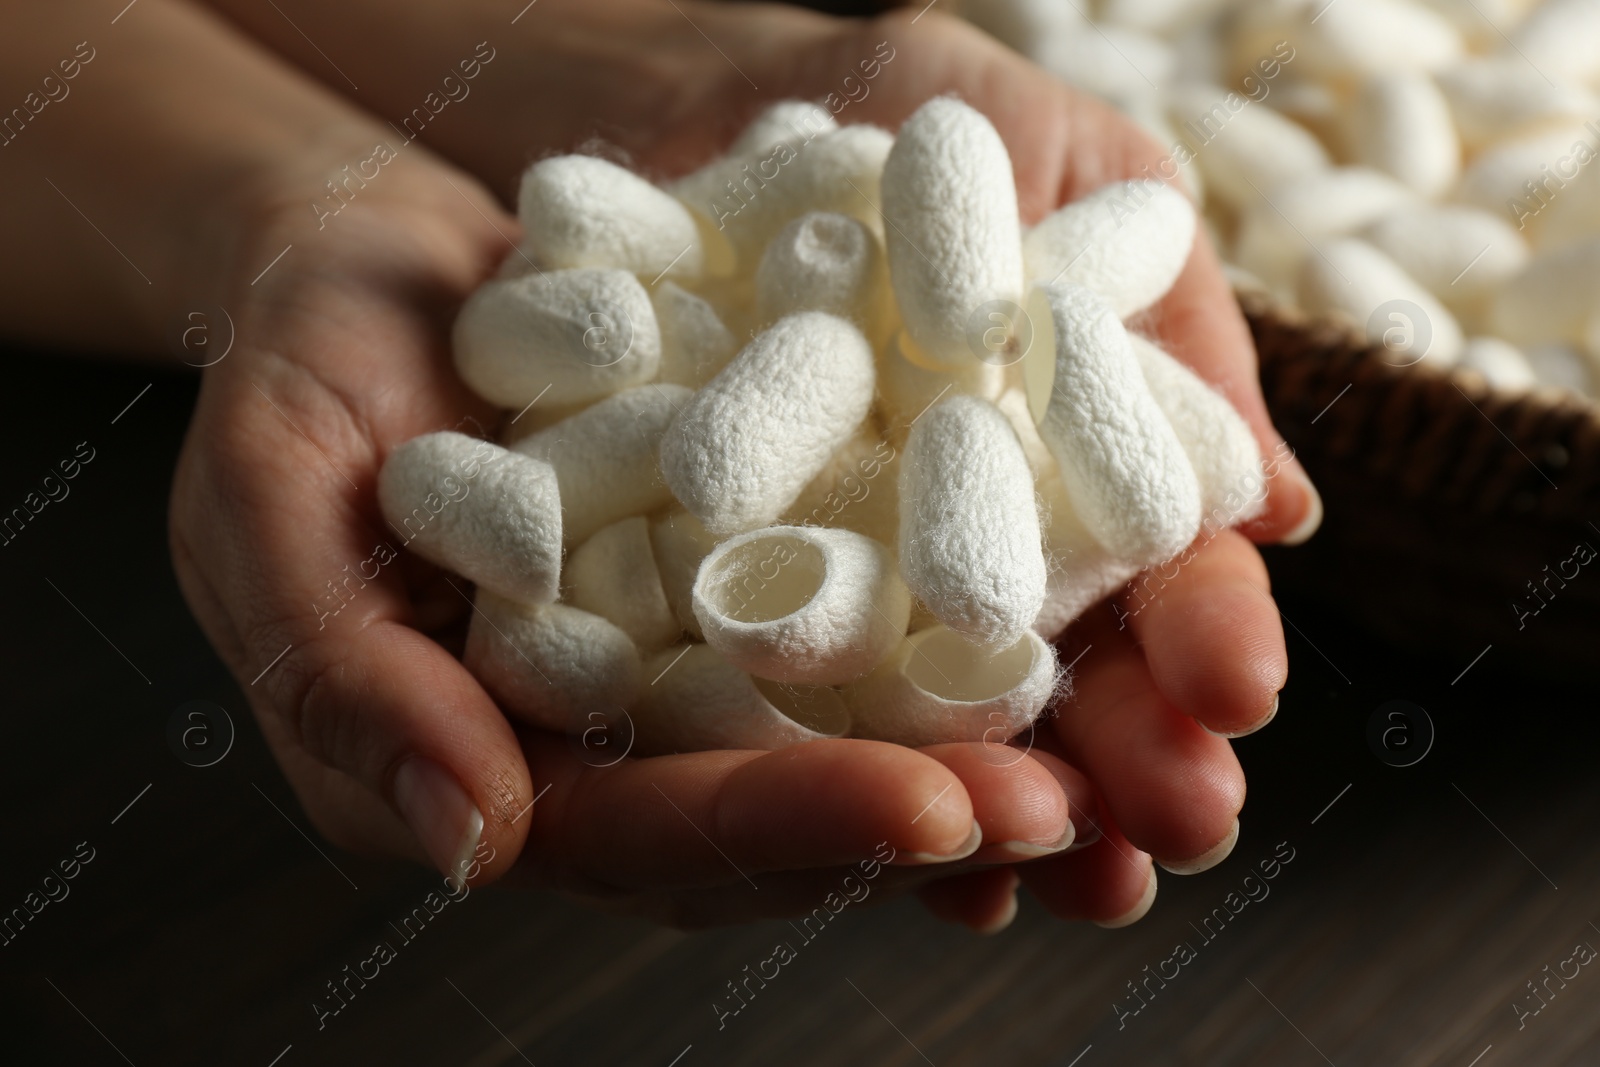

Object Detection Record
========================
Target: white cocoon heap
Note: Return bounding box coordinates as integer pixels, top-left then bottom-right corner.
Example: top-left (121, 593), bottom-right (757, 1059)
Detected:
top-left (659, 311), bottom-right (876, 535)
top-left (1297, 238), bottom-right (1465, 365)
top-left (898, 395), bottom-right (1047, 648)
top-left (845, 626), bottom-right (1057, 747)
top-left (514, 384), bottom-right (690, 546)
top-left (566, 517), bottom-right (682, 652)
top-left (453, 268), bottom-right (660, 407)
top-left (517, 155), bottom-right (703, 280)
top-left (1347, 71), bottom-right (1460, 198)
top-left (1492, 239), bottom-right (1600, 348)
top-left (378, 432), bottom-right (562, 605)
top-left (1511, 0), bottom-right (1600, 86)
top-left (464, 592), bottom-right (642, 733)
top-left (692, 526), bottom-right (911, 685)
top-left (1027, 282), bottom-right (1202, 566)
top-left (650, 511), bottom-right (720, 640)
top-left (880, 98), bottom-right (1025, 367)
top-left (1128, 334), bottom-right (1266, 523)
top-left (1032, 26), bottom-right (1176, 100)
top-left (1362, 205), bottom-right (1529, 311)
top-left (633, 644), bottom-right (850, 753)
top-left (651, 282), bottom-right (738, 388)
top-left (1454, 125), bottom-right (1596, 216)
top-left (1022, 179), bottom-right (1196, 318)
top-left (755, 211), bottom-right (891, 342)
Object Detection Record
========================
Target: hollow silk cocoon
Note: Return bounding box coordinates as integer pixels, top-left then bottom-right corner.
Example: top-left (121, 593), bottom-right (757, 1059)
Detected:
top-left (881, 98), bottom-right (1025, 367)
top-left (680, 124), bottom-right (895, 270)
top-left (633, 644), bottom-right (850, 753)
top-left (567, 517), bottom-right (682, 652)
top-left (876, 331), bottom-right (1007, 433)
top-left (514, 383), bottom-right (690, 546)
top-left (899, 395), bottom-right (1048, 648)
top-left (650, 510), bottom-right (720, 641)
top-left (517, 155), bottom-right (704, 279)
top-left (692, 526), bottom-right (911, 685)
top-left (1459, 336), bottom-right (1538, 390)
top-left (464, 592), bottom-right (642, 733)
top-left (1347, 72), bottom-right (1460, 198)
top-left (1436, 59), bottom-right (1600, 150)
top-left (651, 281), bottom-right (738, 388)
top-left (1492, 238), bottom-right (1600, 346)
top-left (779, 421), bottom-right (900, 544)
top-left (1165, 82), bottom-right (1331, 211)
top-left (844, 626), bottom-right (1058, 747)
top-left (1127, 334), bottom-right (1266, 524)
top-left (659, 311), bottom-right (876, 535)
top-left (755, 212), bottom-right (891, 342)
top-left (1028, 282), bottom-right (1202, 566)
top-left (1023, 180), bottom-right (1196, 318)
top-left (1363, 205), bottom-right (1530, 309)
top-left (378, 432), bottom-right (562, 605)
top-left (1298, 238), bottom-right (1465, 365)
top-left (453, 268), bottom-right (660, 408)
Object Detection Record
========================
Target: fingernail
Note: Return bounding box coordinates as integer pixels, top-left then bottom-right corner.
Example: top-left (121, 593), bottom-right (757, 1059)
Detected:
top-left (901, 820), bottom-right (983, 865)
top-left (393, 757), bottom-right (484, 884)
top-left (1156, 818), bottom-right (1240, 876)
top-left (1095, 873), bottom-right (1158, 929)
top-left (974, 891), bottom-right (1019, 935)
top-left (989, 821), bottom-right (1076, 862)
top-left (1280, 469), bottom-right (1323, 546)
top-left (1202, 693), bottom-right (1280, 739)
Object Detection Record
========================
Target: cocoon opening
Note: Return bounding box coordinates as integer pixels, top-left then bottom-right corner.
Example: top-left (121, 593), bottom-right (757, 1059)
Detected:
top-left (881, 97), bottom-right (1024, 366)
top-left (845, 626), bottom-right (1057, 748)
top-left (453, 268), bottom-right (661, 408)
top-left (633, 644), bottom-right (850, 753)
top-left (515, 383), bottom-right (691, 547)
top-left (1022, 179), bottom-right (1197, 318)
top-left (898, 395), bottom-right (1047, 648)
top-left (1026, 282), bottom-right (1202, 566)
top-left (693, 526), bottom-right (911, 685)
top-left (377, 432), bottom-right (562, 605)
top-left (660, 311), bottom-right (876, 535)
top-left (567, 517), bottom-right (683, 652)
top-left (464, 593), bottom-right (642, 734)
top-left (517, 155), bottom-right (704, 280)
top-left (755, 211), bottom-right (892, 343)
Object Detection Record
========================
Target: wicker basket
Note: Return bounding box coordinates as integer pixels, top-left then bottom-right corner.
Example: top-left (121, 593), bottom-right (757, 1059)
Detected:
top-left (1244, 290), bottom-right (1600, 681)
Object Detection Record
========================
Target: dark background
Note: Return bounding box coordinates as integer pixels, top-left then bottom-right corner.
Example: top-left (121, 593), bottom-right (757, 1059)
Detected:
top-left (1, 349), bottom-right (1596, 1066)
